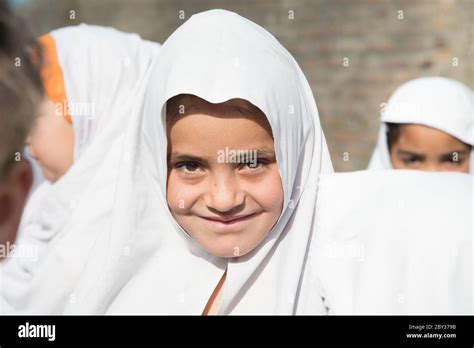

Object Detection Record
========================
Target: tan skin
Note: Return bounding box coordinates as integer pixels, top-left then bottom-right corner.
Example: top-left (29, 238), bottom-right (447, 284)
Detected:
top-left (202, 270), bottom-right (227, 315)
top-left (26, 98), bottom-right (75, 183)
top-left (166, 97), bottom-right (284, 315)
top-left (390, 124), bottom-right (471, 173)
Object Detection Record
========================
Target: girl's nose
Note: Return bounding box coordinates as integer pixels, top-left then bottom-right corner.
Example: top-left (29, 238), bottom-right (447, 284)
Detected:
top-left (205, 173), bottom-right (245, 213)
top-left (420, 162), bottom-right (441, 172)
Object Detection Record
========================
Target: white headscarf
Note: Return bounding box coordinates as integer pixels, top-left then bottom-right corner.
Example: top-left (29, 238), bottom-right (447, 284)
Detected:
top-left (368, 77), bottom-right (474, 173)
top-left (0, 24), bottom-right (160, 313)
top-left (48, 9), bottom-right (334, 315)
top-left (309, 170), bottom-right (472, 314)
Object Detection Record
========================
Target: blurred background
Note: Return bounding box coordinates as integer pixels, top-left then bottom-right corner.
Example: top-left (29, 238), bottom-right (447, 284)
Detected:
top-left (14, 0), bottom-right (474, 171)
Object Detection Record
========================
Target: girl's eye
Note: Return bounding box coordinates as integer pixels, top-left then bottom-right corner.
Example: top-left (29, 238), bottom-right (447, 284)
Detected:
top-left (402, 156), bottom-right (421, 165)
top-left (443, 157), bottom-right (464, 166)
top-left (240, 159), bottom-right (267, 171)
top-left (175, 161), bottom-right (202, 173)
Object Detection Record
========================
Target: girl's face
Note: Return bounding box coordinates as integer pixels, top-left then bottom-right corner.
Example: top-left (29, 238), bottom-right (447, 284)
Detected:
top-left (390, 124), bottom-right (471, 173)
top-left (26, 98), bottom-right (74, 183)
top-left (166, 99), bottom-right (284, 258)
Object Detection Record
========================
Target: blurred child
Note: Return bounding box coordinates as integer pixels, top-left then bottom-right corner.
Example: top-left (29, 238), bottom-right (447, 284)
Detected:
top-left (369, 77), bottom-right (473, 173)
top-left (0, 23), bottom-right (159, 311)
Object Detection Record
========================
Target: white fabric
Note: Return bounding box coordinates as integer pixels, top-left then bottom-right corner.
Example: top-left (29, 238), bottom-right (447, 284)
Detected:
top-left (57, 9), bottom-right (335, 315)
top-left (53, 25), bottom-right (160, 161)
top-left (368, 77), bottom-right (474, 173)
top-left (309, 170), bottom-right (472, 314)
top-left (0, 24), bottom-right (160, 313)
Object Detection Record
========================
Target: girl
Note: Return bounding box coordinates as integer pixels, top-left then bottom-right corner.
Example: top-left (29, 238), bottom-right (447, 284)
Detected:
top-left (369, 77), bottom-right (474, 173)
top-left (0, 24), bottom-right (159, 312)
top-left (63, 9), bottom-right (334, 315)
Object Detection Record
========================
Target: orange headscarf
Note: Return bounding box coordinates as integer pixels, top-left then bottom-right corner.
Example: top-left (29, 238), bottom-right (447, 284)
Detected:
top-left (38, 34), bottom-right (72, 123)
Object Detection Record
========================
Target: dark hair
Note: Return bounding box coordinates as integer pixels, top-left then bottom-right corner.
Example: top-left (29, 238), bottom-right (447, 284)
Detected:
top-left (0, 0), bottom-right (44, 179)
top-left (386, 122), bottom-right (403, 153)
top-left (166, 94), bottom-right (263, 120)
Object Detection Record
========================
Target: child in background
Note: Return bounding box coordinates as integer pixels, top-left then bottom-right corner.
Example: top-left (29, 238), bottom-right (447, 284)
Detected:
top-left (369, 77), bottom-right (473, 173)
top-left (0, 24), bottom-right (159, 312)
top-left (27, 24), bottom-right (160, 183)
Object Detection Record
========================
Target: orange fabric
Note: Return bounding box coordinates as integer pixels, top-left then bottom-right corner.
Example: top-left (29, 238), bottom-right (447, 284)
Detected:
top-left (38, 34), bottom-right (72, 123)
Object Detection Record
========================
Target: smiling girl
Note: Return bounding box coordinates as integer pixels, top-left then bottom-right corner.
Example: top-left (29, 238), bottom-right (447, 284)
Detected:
top-left (58, 9), bottom-right (334, 315)
top-left (165, 95), bottom-right (285, 313)
top-left (166, 95), bottom-right (284, 260)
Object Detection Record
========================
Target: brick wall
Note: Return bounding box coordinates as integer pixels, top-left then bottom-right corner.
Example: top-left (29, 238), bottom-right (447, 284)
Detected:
top-left (22, 0), bottom-right (474, 171)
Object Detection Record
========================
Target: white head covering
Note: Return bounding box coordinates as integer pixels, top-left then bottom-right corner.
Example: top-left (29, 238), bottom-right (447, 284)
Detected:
top-left (44, 9), bottom-right (334, 315)
top-left (308, 170), bottom-right (472, 314)
top-left (0, 24), bottom-right (160, 313)
top-left (52, 25), bottom-right (160, 161)
top-left (368, 77), bottom-right (474, 173)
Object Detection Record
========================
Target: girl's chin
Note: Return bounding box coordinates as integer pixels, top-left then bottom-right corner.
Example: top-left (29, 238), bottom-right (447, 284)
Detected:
top-left (43, 169), bottom-right (59, 183)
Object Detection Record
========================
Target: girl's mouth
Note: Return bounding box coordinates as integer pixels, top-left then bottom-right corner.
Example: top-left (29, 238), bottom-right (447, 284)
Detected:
top-left (198, 213), bottom-right (257, 232)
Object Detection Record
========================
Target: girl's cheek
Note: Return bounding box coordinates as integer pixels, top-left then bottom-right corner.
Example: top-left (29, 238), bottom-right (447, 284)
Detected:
top-left (166, 174), bottom-right (197, 213)
top-left (166, 177), bottom-right (181, 213)
top-left (445, 161), bottom-right (470, 173)
top-left (34, 122), bottom-right (55, 156)
top-left (248, 169), bottom-right (284, 210)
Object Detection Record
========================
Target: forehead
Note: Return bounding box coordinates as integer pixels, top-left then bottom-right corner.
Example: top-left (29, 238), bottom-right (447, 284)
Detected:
top-left (167, 95), bottom-right (273, 139)
top-left (397, 124), bottom-right (470, 152)
top-left (167, 112), bottom-right (274, 152)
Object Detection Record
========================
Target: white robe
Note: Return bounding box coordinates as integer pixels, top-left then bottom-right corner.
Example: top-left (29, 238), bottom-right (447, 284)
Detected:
top-left (308, 170), bottom-right (472, 314)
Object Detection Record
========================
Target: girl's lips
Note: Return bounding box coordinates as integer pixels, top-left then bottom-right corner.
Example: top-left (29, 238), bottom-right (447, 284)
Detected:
top-left (198, 213), bottom-right (257, 231)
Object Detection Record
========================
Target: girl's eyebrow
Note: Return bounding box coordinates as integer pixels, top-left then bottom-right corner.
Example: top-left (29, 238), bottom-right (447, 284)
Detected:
top-left (168, 153), bottom-right (210, 163)
top-left (168, 147), bottom-right (276, 163)
top-left (438, 149), bottom-right (470, 161)
top-left (441, 149), bottom-right (470, 156)
top-left (396, 149), bottom-right (425, 158)
top-left (255, 147), bottom-right (276, 157)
